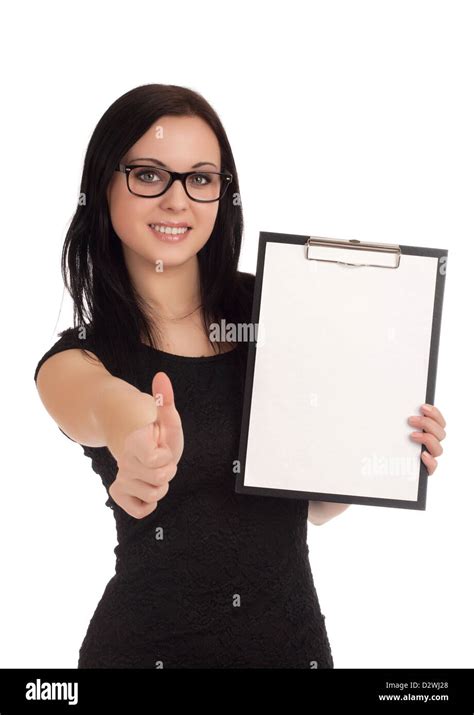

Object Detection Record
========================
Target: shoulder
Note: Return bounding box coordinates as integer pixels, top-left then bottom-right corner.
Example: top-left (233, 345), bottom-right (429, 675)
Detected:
top-left (34, 323), bottom-right (99, 383)
top-left (237, 270), bottom-right (256, 291)
top-left (236, 271), bottom-right (256, 311)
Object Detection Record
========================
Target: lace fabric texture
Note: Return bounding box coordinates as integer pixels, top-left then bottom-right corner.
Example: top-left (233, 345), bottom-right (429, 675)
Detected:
top-left (34, 325), bottom-right (334, 669)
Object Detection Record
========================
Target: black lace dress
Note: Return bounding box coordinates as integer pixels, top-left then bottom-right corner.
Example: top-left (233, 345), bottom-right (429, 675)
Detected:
top-left (34, 324), bottom-right (334, 669)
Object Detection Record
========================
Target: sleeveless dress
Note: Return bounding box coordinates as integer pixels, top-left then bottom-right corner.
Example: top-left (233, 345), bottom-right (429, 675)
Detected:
top-left (34, 325), bottom-right (334, 669)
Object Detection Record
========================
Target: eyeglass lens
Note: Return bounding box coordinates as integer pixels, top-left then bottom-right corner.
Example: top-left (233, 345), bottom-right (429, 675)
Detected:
top-left (128, 167), bottom-right (225, 201)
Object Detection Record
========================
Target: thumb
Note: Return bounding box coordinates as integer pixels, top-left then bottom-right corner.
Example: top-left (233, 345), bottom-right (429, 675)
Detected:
top-left (152, 371), bottom-right (175, 409)
top-left (151, 371), bottom-right (176, 448)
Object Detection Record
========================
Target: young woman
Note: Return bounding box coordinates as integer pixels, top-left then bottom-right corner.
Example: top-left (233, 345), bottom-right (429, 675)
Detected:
top-left (34, 84), bottom-right (447, 669)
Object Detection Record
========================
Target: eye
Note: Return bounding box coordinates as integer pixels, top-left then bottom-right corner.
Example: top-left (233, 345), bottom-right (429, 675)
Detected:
top-left (190, 173), bottom-right (212, 185)
top-left (135, 169), bottom-right (161, 183)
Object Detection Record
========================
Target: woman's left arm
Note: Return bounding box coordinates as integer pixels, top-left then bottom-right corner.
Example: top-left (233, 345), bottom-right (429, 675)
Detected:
top-left (308, 403), bottom-right (447, 526)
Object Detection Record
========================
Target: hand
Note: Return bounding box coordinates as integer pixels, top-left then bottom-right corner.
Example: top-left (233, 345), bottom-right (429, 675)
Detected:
top-left (109, 372), bottom-right (184, 519)
top-left (408, 403), bottom-right (446, 476)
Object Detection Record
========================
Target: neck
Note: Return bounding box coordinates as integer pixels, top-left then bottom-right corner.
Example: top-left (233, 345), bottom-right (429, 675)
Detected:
top-left (122, 247), bottom-right (202, 320)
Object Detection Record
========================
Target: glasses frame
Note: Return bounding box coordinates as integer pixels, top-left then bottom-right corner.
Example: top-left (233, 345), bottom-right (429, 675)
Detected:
top-left (115, 163), bottom-right (233, 203)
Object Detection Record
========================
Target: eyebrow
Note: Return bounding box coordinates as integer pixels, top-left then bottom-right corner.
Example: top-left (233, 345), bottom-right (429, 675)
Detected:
top-left (128, 157), bottom-right (218, 169)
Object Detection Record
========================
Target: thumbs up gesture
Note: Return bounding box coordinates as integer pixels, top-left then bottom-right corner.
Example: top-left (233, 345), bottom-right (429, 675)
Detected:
top-left (108, 372), bottom-right (184, 519)
top-left (150, 372), bottom-right (184, 465)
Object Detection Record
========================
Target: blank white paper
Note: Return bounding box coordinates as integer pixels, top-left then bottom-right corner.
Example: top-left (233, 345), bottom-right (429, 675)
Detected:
top-left (244, 242), bottom-right (438, 501)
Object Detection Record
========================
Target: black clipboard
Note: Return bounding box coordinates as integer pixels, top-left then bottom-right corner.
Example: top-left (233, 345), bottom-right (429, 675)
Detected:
top-left (235, 231), bottom-right (448, 510)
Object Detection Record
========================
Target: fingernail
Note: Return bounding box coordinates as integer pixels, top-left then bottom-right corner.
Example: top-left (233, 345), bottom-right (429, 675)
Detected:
top-left (408, 416), bottom-right (421, 424)
top-left (422, 404), bottom-right (432, 412)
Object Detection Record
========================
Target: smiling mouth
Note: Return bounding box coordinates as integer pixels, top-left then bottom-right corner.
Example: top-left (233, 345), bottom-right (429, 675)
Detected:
top-left (149, 223), bottom-right (192, 236)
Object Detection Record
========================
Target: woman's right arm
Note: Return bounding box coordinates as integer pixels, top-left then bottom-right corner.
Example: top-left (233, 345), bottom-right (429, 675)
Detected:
top-left (35, 349), bottom-right (157, 459)
top-left (35, 349), bottom-right (184, 518)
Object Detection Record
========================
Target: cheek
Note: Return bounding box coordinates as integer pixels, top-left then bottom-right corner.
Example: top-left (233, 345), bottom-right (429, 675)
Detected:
top-left (188, 206), bottom-right (219, 250)
top-left (197, 205), bottom-right (219, 234)
top-left (109, 192), bottom-right (147, 246)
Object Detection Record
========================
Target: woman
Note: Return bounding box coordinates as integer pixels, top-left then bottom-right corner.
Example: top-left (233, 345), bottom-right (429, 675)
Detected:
top-left (34, 84), bottom-right (447, 668)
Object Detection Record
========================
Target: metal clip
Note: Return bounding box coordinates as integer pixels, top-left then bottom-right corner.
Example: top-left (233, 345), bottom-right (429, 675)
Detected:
top-left (305, 237), bottom-right (401, 268)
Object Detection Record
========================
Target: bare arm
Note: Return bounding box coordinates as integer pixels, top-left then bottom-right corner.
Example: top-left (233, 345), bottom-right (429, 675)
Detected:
top-left (35, 349), bottom-right (157, 459)
top-left (308, 500), bottom-right (351, 526)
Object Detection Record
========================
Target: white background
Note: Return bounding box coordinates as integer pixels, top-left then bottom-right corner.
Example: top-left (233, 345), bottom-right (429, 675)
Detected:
top-left (1, 0), bottom-right (472, 669)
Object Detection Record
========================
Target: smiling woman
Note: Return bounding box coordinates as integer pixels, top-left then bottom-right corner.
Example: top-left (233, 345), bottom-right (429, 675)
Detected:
top-left (34, 83), bottom-right (335, 669)
top-left (107, 117), bottom-right (227, 276)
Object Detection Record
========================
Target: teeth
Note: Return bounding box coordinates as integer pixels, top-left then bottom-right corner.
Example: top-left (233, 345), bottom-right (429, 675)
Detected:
top-left (150, 224), bottom-right (189, 235)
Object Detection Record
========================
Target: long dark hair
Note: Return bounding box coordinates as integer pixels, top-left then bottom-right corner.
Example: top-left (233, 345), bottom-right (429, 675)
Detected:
top-left (60, 83), bottom-right (254, 387)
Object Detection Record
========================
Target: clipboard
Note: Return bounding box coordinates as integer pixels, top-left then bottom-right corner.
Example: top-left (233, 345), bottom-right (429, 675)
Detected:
top-left (235, 231), bottom-right (448, 510)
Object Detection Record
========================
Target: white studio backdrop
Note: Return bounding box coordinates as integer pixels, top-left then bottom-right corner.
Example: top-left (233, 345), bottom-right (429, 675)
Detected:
top-left (0, 0), bottom-right (472, 669)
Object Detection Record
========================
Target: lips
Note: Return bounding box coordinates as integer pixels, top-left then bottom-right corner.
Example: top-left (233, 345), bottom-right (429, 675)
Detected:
top-left (149, 221), bottom-right (191, 228)
top-left (148, 224), bottom-right (191, 242)
top-left (148, 223), bottom-right (191, 236)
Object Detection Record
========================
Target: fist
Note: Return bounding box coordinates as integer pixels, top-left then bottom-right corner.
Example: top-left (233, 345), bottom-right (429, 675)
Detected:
top-left (109, 372), bottom-right (184, 518)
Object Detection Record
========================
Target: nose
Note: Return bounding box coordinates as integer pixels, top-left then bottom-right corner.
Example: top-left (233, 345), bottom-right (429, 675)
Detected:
top-left (158, 177), bottom-right (190, 210)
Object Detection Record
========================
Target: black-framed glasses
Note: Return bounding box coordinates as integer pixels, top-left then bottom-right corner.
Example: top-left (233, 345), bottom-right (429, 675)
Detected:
top-left (115, 163), bottom-right (233, 203)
